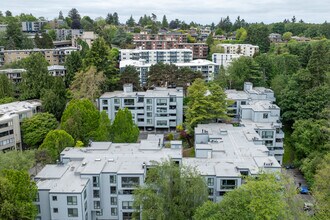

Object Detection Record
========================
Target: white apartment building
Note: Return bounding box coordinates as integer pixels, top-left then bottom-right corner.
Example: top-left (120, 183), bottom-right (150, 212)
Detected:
top-left (0, 100), bottom-right (42, 151)
top-left (120, 49), bottom-right (193, 64)
top-left (21, 21), bottom-right (47, 32)
top-left (219, 44), bottom-right (259, 57)
top-left (46, 29), bottom-right (83, 41)
top-left (98, 84), bottom-right (183, 130)
top-left (47, 65), bottom-right (66, 77)
top-left (187, 123), bottom-right (281, 202)
top-left (212, 53), bottom-right (242, 69)
top-left (225, 82), bottom-right (284, 164)
top-left (34, 134), bottom-right (182, 220)
top-left (120, 59), bottom-right (219, 85)
top-left (0, 66), bottom-right (66, 83)
top-left (34, 124), bottom-right (280, 219)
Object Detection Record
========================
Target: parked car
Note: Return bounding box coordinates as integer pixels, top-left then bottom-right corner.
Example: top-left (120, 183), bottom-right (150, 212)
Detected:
top-left (285, 164), bottom-right (295, 169)
top-left (299, 186), bottom-right (309, 194)
top-left (303, 202), bottom-right (314, 211)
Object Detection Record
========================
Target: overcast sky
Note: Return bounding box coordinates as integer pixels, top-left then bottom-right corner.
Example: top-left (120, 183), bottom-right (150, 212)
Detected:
top-left (1, 0), bottom-right (330, 24)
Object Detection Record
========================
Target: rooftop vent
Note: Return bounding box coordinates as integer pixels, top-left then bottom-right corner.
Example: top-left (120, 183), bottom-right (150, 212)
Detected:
top-left (95, 158), bottom-right (101, 161)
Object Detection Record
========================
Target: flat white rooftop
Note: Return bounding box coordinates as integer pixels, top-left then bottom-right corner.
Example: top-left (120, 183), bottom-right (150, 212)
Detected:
top-left (100, 87), bottom-right (183, 99)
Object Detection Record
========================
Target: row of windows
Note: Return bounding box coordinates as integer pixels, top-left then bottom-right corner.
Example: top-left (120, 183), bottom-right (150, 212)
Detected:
top-left (0, 121), bottom-right (13, 128)
top-left (0, 129), bottom-right (13, 138)
top-left (0, 138), bottom-right (14, 146)
top-left (102, 97), bottom-right (177, 106)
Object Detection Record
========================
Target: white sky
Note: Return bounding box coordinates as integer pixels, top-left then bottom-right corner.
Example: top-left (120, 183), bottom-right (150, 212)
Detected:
top-left (1, 0), bottom-right (329, 24)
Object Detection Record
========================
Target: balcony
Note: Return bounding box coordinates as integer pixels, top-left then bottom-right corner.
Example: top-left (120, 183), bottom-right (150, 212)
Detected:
top-left (275, 142), bottom-right (284, 148)
top-left (275, 131), bottom-right (284, 139)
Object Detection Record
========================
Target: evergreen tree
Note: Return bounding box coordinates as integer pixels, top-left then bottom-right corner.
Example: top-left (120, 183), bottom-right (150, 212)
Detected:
top-left (246, 24), bottom-right (270, 53)
top-left (161, 15), bottom-right (168, 28)
top-left (106, 13), bottom-right (114, 24)
top-left (91, 111), bottom-right (112, 141)
top-left (61, 99), bottom-right (100, 144)
top-left (64, 51), bottom-right (83, 87)
top-left (58, 11), bottom-right (64, 20)
top-left (113, 12), bottom-right (119, 25)
top-left (110, 108), bottom-right (139, 143)
top-left (119, 66), bottom-right (141, 91)
top-left (126, 15), bottom-right (135, 27)
top-left (19, 53), bottom-right (53, 99)
top-left (0, 74), bottom-right (14, 99)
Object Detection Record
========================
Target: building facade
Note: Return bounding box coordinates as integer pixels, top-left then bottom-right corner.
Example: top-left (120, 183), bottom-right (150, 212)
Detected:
top-left (98, 84), bottom-right (183, 130)
top-left (34, 123), bottom-right (280, 219)
top-left (0, 68), bottom-right (26, 83)
top-left (0, 46), bottom-right (4, 66)
top-left (120, 59), bottom-right (219, 84)
top-left (3, 47), bottom-right (78, 65)
top-left (47, 65), bottom-right (66, 77)
top-left (21, 21), bottom-right (47, 32)
top-left (46, 29), bottom-right (83, 41)
top-left (219, 44), bottom-right (259, 57)
top-left (212, 53), bottom-right (242, 69)
top-left (72, 31), bottom-right (98, 48)
top-left (120, 49), bottom-right (193, 64)
top-left (225, 82), bottom-right (284, 164)
top-left (0, 100), bottom-right (42, 151)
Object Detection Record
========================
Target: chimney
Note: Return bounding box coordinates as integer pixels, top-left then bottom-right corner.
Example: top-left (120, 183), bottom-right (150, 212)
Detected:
top-left (244, 82), bottom-right (253, 92)
top-left (123, 84), bottom-right (133, 93)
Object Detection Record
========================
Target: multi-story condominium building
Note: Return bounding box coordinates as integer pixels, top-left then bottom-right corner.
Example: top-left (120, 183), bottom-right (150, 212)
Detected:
top-left (72, 31), bottom-right (98, 48)
top-left (47, 65), bottom-right (66, 77)
top-left (120, 59), bottom-right (219, 84)
top-left (225, 82), bottom-right (284, 164)
top-left (187, 123), bottom-right (281, 202)
top-left (0, 100), bottom-right (41, 151)
top-left (0, 66), bottom-right (66, 83)
top-left (3, 47), bottom-right (78, 65)
top-left (46, 29), bottom-right (83, 41)
top-left (212, 53), bottom-right (242, 69)
top-left (0, 68), bottom-right (26, 83)
top-left (0, 46), bottom-right (4, 66)
top-left (219, 44), bottom-right (259, 57)
top-left (133, 32), bottom-right (187, 43)
top-left (119, 49), bottom-right (193, 64)
top-left (34, 134), bottom-right (183, 220)
top-left (269, 33), bottom-right (282, 43)
top-left (53, 40), bottom-right (73, 48)
top-left (133, 32), bottom-right (208, 59)
top-left (21, 21), bottom-right (47, 32)
top-left (34, 124), bottom-right (280, 219)
top-left (98, 84), bottom-right (183, 130)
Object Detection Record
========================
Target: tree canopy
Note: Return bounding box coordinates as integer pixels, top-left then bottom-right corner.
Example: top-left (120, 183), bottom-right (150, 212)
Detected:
top-left (110, 108), bottom-right (139, 143)
top-left (21, 113), bottom-right (58, 148)
top-left (194, 174), bottom-right (307, 220)
top-left (61, 99), bottom-right (100, 144)
top-left (0, 170), bottom-right (38, 220)
top-left (39, 130), bottom-right (75, 162)
top-left (185, 79), bottom-right (228, 133)
top-left (133, 161), bottom-right (208, 220)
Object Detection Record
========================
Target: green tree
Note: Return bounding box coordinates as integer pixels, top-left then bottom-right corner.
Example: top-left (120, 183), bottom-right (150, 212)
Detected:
top-left (282, 31), bottom-right (292, 41)
top-left (19, 53), bottom-right (53, 99)
top-left (0, 150), bottom-right (35, 172)
top-left (5, 17), bottom-right (23, 49)
top-left (64, 51), bottom-right (82, 87)
top-left (185, 79), bottom-right (228, 133)
top-left (0, 97), bottom-right (16, 104)
top-left (47, 29), bottom-right (56, 41)
top-left (41, 77), bottom-right (67, 120)
top-left (161, 15), bottom-right (169, 28)
top-left (206, 33), bottom-right (214, 47)
top-left (91, 111), bottom-right (112, 141)
top-left (70, 66), bottom-right (106, 101)
top-left (194, 174), bottom-right (307, 220)
top-left (312, 153), bottom-right (330, 219)
top-left (236, 27), bottom-right (247, 41)
top-left (21, 113), bottom-right (58, 148)
top-left (133, 161), bottom-right (208, 220)
top-left (0, 170), bottom-right (38, 220)
top-left (226, 56), bottom-right (263, 89)
top-left (246, 24), bottom-right (270, 53)
top-left (126, 15), bottom-right (135, 27)
top-left (39, 130), bottom-right (74, 162)
top-left (110, 108), bottom-right (139, 143)
top-left (119, 66), bottom-right (141, 91)
top-left (0, 74), bottom-right (14, 99)
top-left (61, 99), bottom-right (100, 144)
